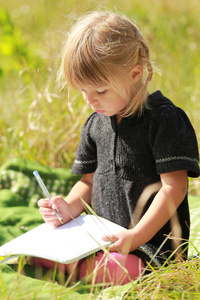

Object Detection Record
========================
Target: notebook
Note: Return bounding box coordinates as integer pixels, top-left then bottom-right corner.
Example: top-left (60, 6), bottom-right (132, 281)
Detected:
top-left (0, 214), bottom-right (125, 264)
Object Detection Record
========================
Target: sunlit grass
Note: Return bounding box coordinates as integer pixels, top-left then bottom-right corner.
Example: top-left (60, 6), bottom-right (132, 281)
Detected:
top-left (0, 0), bottom-right (200, 169)
top-left (1, 253), bottom-right (200, 300)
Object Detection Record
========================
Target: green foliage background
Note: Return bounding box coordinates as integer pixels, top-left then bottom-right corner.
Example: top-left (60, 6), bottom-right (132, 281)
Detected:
top-left (1, 0), bottom-right (200, 172)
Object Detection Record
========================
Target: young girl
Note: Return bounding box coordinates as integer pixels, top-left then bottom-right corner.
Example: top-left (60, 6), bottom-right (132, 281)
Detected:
top-left (37, 11), bottom-right (200, 285)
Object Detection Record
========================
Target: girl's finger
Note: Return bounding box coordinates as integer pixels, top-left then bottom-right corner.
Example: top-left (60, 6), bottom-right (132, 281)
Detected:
top-left (39, 207), bottom-right (56, 215)
top-left (37, 198), bottom-right (52, 208)
top-left (107, 242), bottom-right (120, 252)
top-left (102, 234), bottom-right (118, 243)
top-left (43, 214), bottom-right (58, 221)
top-left (43, 216), bottom-right (61, 228)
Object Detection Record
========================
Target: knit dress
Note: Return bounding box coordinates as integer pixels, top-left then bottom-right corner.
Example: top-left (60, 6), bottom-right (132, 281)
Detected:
top-left (72, 90), bottom-right (200, 267)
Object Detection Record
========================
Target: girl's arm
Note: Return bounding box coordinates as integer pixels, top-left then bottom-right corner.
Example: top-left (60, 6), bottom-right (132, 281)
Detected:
top-left (38, 172), bottom-right (94, 227)
top-left (103, 170), bottom-right (188, 254)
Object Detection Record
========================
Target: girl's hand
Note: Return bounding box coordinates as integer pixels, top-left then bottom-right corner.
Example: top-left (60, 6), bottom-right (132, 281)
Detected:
top-left (102, 229), bottom-right (136, 255)
top-left (37, 196), bottom-right (73, 227)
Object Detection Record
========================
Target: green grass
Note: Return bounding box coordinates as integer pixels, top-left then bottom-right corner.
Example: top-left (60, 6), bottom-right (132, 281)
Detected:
top-left (0, 0), bottom-right (200, 169)
top-left (0, 0), bottom-right (200, 298)
top-left (1, 250), bottom-right (200, 299)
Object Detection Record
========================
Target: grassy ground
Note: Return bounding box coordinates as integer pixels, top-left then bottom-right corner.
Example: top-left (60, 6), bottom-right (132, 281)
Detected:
top-left (0, 0), bottom-right (200, 298)
top-left (1, 243), bottom-right (200, 300)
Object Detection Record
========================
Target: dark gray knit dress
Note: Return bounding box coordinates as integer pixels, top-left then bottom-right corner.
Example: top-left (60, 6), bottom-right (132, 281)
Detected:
top-left (72, 91), bottom-right (200, 267)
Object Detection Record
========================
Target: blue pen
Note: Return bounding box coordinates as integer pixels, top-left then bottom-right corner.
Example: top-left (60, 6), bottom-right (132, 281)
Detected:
top-left (33, 170), bottom-right (63, 224)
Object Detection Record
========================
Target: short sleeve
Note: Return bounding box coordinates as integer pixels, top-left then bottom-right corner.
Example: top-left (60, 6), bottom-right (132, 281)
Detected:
top-left (149, 104), bottom-right (200, 178)
top-left (71, 114), bottom-right (97, 175)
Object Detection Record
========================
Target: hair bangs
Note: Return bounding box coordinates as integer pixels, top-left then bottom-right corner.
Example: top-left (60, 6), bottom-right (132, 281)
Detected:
top-left (65, 36), bottom-right (110, 89)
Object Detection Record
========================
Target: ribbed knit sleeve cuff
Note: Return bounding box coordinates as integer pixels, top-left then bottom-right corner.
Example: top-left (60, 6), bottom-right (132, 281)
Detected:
top-left (71, 159), bottom-right (97, 175)
top-left (156, 156), bottom-right (200, 178)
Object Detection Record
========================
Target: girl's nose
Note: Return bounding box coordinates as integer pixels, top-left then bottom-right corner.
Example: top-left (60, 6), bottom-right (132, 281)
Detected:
top-left (85, 94), bottom-right (99, 106)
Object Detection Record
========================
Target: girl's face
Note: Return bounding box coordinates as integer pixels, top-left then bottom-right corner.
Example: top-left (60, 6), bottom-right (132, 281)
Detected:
top-left (79, 65), bottom-right (143, 121)
top-left (80, 83), bottom-right (130, 118)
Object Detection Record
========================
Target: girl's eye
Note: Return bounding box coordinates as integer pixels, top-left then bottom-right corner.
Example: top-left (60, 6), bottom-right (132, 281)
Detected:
top-left (97, 90), bottom-right (106, 95)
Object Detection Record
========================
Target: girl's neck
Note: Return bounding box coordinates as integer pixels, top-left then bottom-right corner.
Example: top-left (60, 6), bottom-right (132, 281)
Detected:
top-left (115, 114), bottom-right (122, 125)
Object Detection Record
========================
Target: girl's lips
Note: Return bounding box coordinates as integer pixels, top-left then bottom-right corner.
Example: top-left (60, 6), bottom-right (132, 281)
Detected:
top-left (95, 110), bottom-right (105, 114)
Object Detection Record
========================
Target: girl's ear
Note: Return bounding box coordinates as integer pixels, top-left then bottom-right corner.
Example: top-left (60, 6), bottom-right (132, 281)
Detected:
top-left (130, 65), bottom-right (143, 83)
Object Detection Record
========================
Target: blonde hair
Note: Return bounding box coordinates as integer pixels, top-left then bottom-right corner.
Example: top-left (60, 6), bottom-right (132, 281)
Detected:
top-left (58, 11), bottom-right (153, 116)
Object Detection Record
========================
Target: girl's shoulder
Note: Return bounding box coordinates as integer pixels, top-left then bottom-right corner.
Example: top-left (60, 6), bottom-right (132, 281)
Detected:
top-left (147, 90), bottom-right (191, 124)
top-left (148, 90), bottom-right (177, 111)
top-left (83, 112), bottom-right (110, 127)
top-left (81, 112), bottom-right (99, 130)
top-left (146, 91), bottom-right (200, 178)
top-left (81, 112), bottom-right (109, 136)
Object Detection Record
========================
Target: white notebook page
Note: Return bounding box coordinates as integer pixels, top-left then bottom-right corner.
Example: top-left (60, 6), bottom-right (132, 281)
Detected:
top-left (0, 215), bottom-right (125, 264)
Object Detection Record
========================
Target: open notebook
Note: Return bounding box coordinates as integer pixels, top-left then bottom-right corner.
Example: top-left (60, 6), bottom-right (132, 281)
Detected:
top-left (0, 215), bottom-right (125, 264)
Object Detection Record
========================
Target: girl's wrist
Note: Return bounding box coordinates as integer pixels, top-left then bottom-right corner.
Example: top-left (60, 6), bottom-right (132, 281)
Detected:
top-left (129, 228), bottom-right (142, 251)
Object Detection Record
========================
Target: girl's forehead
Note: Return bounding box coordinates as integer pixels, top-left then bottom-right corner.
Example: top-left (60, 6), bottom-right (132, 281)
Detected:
top-left (78, 82), bottom-right (110, 90)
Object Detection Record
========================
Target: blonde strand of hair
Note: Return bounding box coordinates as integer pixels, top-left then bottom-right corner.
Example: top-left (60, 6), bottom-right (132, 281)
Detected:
top-left (139, 46), bottom-right (153, 85)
